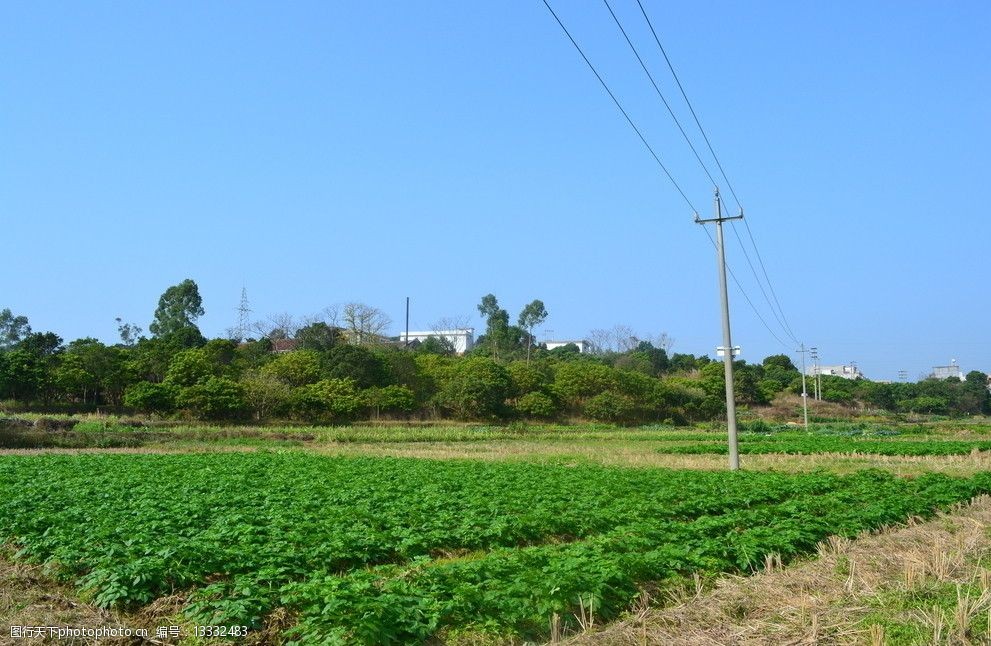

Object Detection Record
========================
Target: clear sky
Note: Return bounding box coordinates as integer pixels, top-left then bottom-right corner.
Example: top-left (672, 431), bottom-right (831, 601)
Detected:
top-left (2, 1), bottom-right (988, 381)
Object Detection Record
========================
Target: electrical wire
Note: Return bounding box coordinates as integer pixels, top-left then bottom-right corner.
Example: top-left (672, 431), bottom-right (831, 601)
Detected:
top-left (634, 0), bottom-right (802, 345)
top-left (600, 0), bottom-right (718, 189)
top-left (542, 0), bottom-right (794, 352)
top-left (698, 226), bottom-right (791, 350)
top-left (634, 0), bottom-right (742, 209)
top-left (540, 0), bottom-right (699, 215)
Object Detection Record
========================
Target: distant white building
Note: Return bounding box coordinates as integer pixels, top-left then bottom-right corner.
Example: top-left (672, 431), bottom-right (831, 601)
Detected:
top-left (808, 364), bottom-right (864, 380)
top-left (398, 329), bottom-right (475, 354)
top-left (931, 361), bottom-right (964, 381)
top-left (545, 340), bottom-right (591, 354)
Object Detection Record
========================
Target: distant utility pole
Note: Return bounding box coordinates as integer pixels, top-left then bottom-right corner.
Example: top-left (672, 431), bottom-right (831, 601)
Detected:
top-left (405, 297), bottom-right (410, 349)
top-left (797, 344), bottom-right (810, 429)
top-left (236, 287), bottom-right (252, 342)
top-left (695, 189), bottom-right (744, 471)
top-left (810, 346), bottom-right (820, 401)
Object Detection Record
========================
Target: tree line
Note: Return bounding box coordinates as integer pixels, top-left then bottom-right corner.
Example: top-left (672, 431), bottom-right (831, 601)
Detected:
top-left (1, 281), bottom-right (987, 423)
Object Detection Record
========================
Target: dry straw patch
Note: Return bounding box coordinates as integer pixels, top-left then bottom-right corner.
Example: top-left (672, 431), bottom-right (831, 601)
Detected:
top-left (320, 441), bottom-right (991, 477)
top-left (564, 496), bottom-right (991, 645)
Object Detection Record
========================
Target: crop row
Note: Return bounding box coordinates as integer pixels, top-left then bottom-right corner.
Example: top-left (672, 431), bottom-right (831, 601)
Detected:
top-left (1, 454), bottom-right (989, 642)
top-left (281, 470), bottom-right (991, 643)
top-left (654, 437), bottom-right (991, 456)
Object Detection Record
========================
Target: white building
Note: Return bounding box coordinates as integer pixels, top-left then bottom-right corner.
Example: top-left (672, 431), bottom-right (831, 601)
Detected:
top-left (545, 340), bottom-right (591, 354)
top-left (808, 364), bottom-right (864, 380)
top-left (398, 329), bottom-right (475, 354)
top-left (931, 361), bottom-right (964, 381)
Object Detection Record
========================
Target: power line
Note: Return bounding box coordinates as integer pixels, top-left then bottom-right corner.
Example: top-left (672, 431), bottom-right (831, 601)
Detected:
top-left (540, 0), bottom-right (699, 214)
top-left (543, 1), bottom-right (793, 355)
top-left (634, 0), bottom-right (742, 210)
top-left (632, 0), bottom-right (801, 345)
top-left (600, 0), bottom-right (718, 189)
top-left (738, 216), bottom-right (800, 343)
top-left (698, 225), bottom-right (790, 350)
top-left (722, 198), bottom-right (800, 345)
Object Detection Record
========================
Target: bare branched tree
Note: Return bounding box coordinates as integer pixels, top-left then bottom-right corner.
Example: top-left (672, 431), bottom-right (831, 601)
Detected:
top-left (431, 315), bottom-right (472, 332)
top-left (342, 302), bottom-right (391, 345)
top-left (613, 325), bottom-right (640, 352)
top-left (306, 305), bottom-right (341, 329)
top-left (587, 328), bottom-right (611, 356)
top-left (587, 326), bottom-right (673, 354)
top-left (653, 332), bottom-right (675, 352)
top-left (253, 312), bottom-right (301, 341)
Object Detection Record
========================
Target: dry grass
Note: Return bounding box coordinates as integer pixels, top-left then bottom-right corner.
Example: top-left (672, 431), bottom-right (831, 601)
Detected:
top-left (565, 496), bottom-right (991, 645)
top-left (316, 440), bottom-right (991, 477)
top-left (8, 439), bottom-right (991, 478)
top-left (0, 556), bottom-right (178, 645)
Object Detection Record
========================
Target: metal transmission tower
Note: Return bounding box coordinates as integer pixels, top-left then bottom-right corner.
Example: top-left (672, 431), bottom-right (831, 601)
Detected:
top-left (235, 287), bottom-right (252, 342)
top-left (898, 370), bottom-right (908, 382)
top-left (796, 344), bottom-right (810, 430)
top-left (695, 189), bottom-right (744, 470)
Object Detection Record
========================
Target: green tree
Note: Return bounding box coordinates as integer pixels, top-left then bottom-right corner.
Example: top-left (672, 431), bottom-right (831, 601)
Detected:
top-left (149, 279), bottom-right (205, 339)
top-left (584, 391), bottom-right (636, 423)
top-left (517, 299), bottom-right (548, 364)
top-left (415, 335), bottom-right (455, 356)
top-left (477, 294), bottom-right (511, 359)
top-left (325, 345), bottom-right (387, 389)
top-left (363, 385), bottom-right (417, 419)
top-left (263, 350), bottom-right (323, 387)
top-left (438, 356), bottom-right (511, 419)
top-left (177, 377), bottom-right (247, 420)
top-left (514, 391), bottom-right (558, 419)
top-left (0, 308), bottom-right (31, 350)
top-left (54, 354), bottom-right (91, 403)
top-left (551, 361), bottom-right (617, 410)
top-left (296, 322), bottom-right (341, 352)
top-left (163, 348), bottom-right (214, 388)
top-left (62, 338), bottom-right (116, 404)
top-left (233, 338), bottom-right (273, 373)
top-left (114, 317), bottom-right (143, 347)
top-left (240, 370), bottom-right (291, 420)
top-left (291, 378), bottom-right (363, 422)
top-left (762, 354), bottom-right (797, 371)
top-left (548, 343), bottom-right (582, 361)
top-left (506, 361), bottom-right (551, 398)
top-left (123, 381), bottom-right (177, 415)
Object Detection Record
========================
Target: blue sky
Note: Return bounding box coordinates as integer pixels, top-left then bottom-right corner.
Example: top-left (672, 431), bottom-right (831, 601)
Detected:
top-left (2, 1), bottom-right (988, 381)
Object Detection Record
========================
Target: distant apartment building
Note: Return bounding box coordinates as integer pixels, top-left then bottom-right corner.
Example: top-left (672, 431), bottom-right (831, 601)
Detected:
top-left (398, 329), bottom-right (475, 354)
top-left (545, 340), bottom-right (591, 354)
top-left (807, 364), bottom-right (864, 380)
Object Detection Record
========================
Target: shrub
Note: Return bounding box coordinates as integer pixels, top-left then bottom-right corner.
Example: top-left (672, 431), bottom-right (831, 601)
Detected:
top-left (291, 379), bottom-right (363, 423)
top-left (123, 382), bottom-right (177, 415)
top-left (514, 392), bottom-right (558, 419)
top-left (364, 385), bottom-right (417, 417)
top-left (438, 357), bottom-right (511, 420)
top-left (584, 391), bottom-right (636, 423)
top-left (177, 377), bottom-right (247, 420)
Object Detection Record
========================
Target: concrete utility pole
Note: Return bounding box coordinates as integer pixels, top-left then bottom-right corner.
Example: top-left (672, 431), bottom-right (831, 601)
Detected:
top-left (695, 189), bottom-right (744, 470)
top-left (810, 347), bottom-right (820, 401)
top-left (797, 344), bottom-right (810, 429)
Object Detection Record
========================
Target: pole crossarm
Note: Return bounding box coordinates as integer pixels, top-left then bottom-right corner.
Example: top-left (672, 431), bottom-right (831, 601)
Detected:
top-left (694, 213), bottom-right (744, 224)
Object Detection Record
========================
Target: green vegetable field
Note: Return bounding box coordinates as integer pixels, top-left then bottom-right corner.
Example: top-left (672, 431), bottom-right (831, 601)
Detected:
top-left (2, 453), bottom-right (990, 643)
top-left (654, 436), bottom-right (991, 456)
